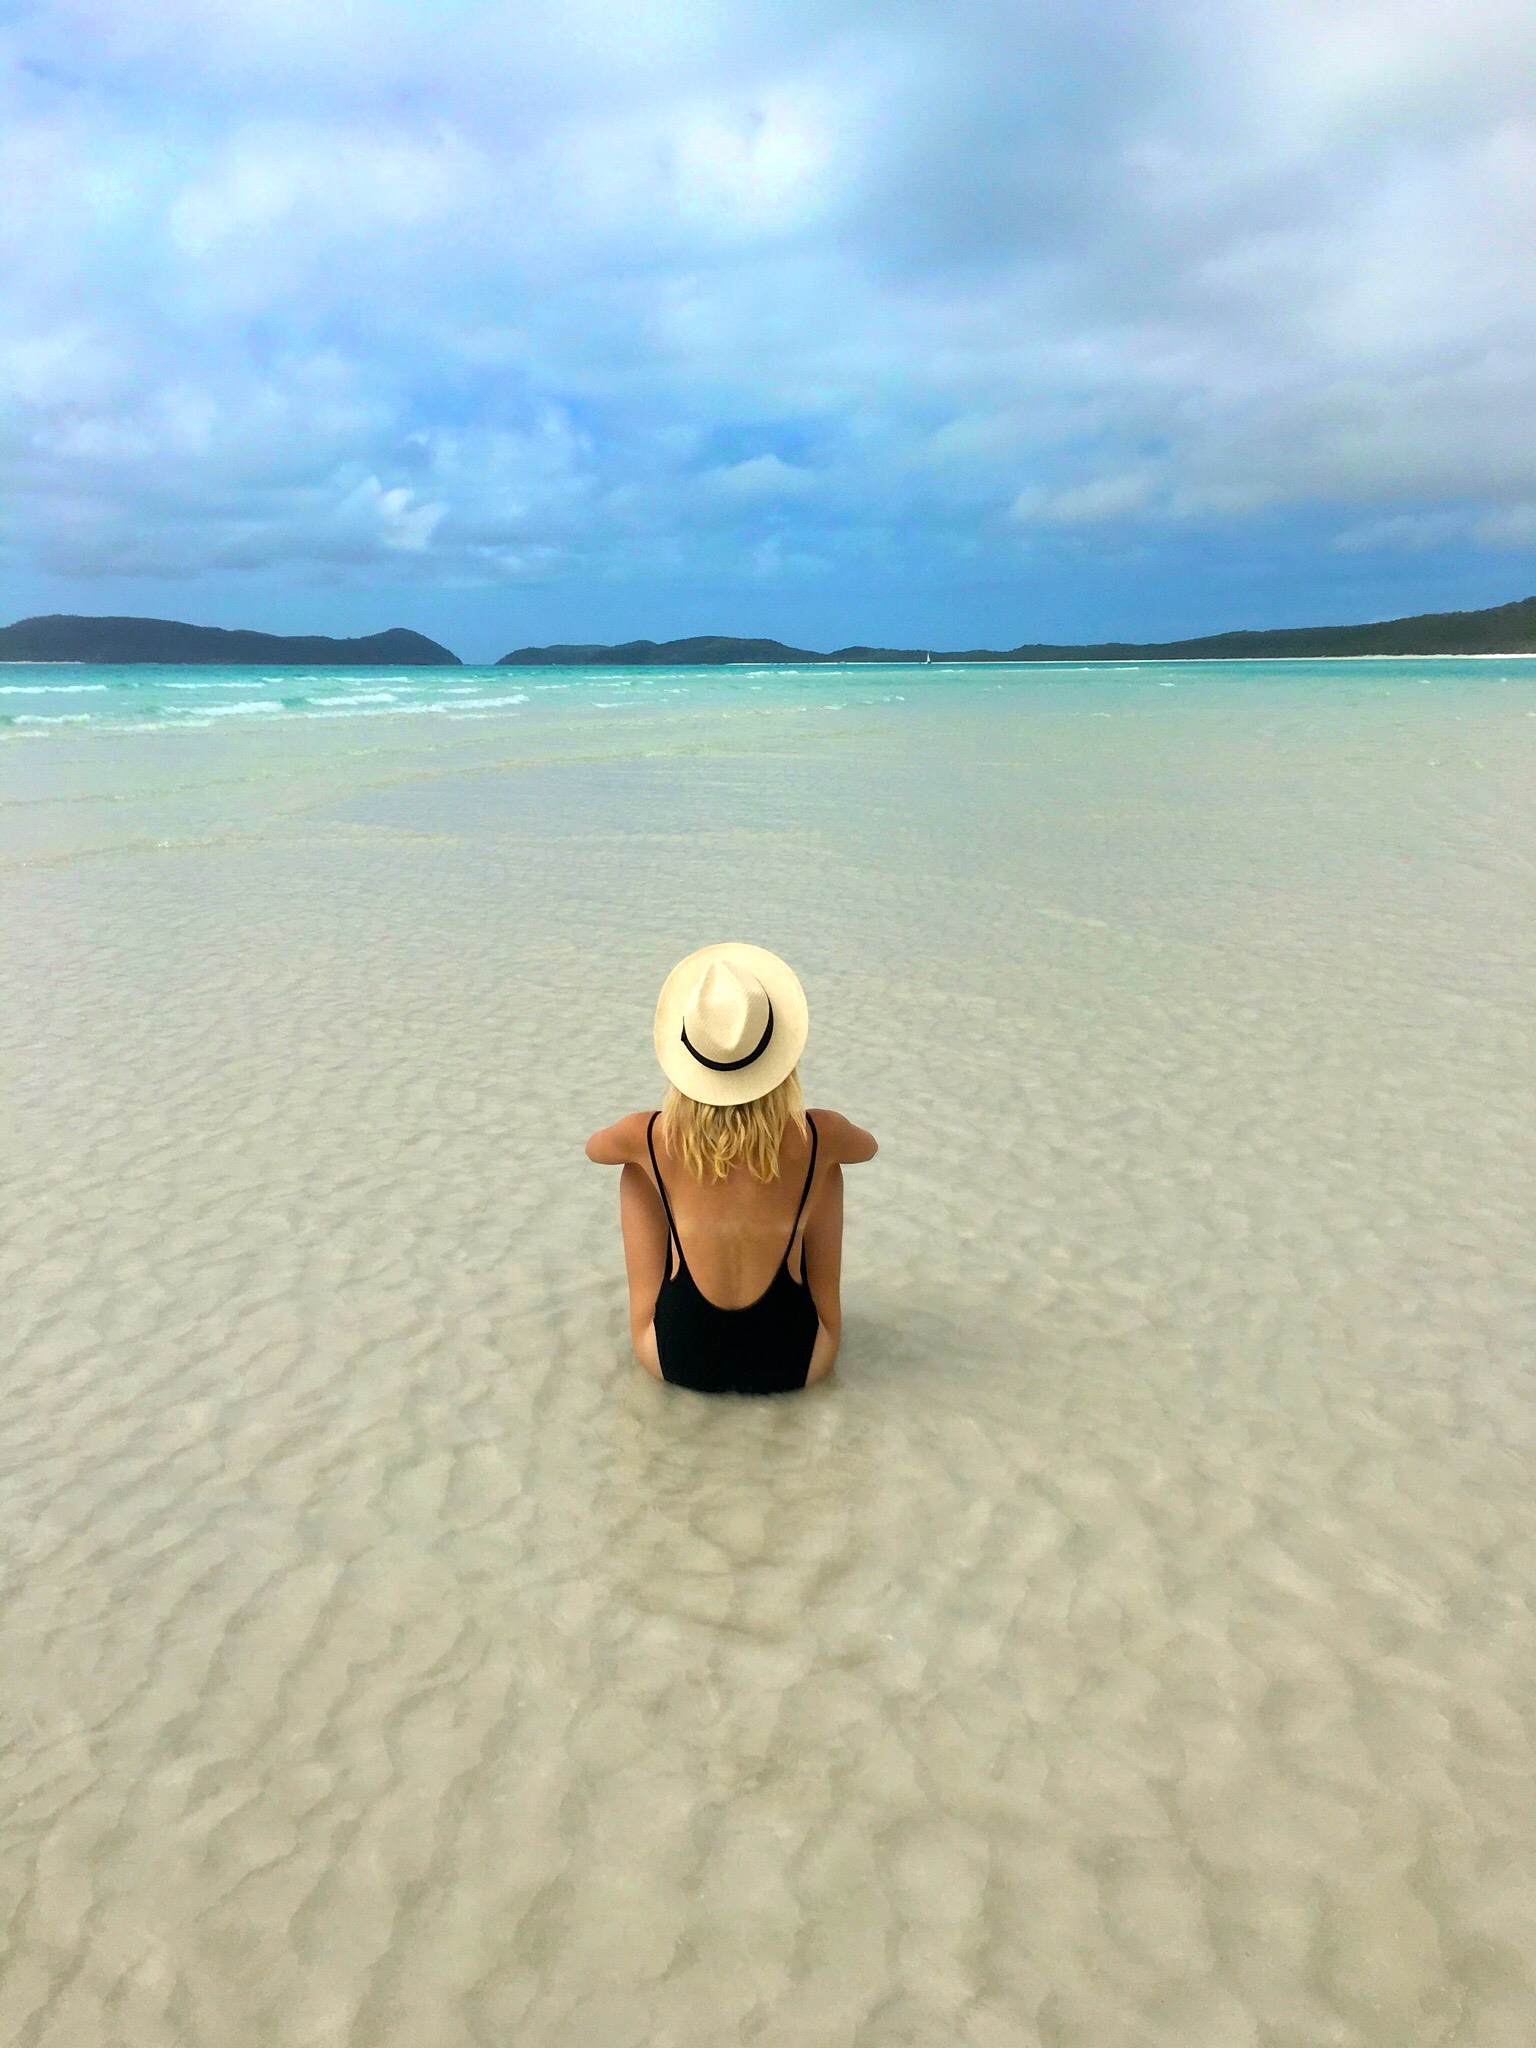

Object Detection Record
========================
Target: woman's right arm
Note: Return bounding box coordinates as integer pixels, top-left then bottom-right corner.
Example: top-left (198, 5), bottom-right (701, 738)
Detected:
top-left (585, 1111), bottom-right (650, 1165)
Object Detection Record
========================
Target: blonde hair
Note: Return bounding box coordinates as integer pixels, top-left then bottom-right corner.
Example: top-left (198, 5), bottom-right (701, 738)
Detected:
top-left (660, 1069), bottom-right (807, 1182)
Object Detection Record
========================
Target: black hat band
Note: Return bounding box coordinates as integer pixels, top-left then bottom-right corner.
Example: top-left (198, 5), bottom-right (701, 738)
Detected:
top-left (681, 998), bottom-right (775, 1072)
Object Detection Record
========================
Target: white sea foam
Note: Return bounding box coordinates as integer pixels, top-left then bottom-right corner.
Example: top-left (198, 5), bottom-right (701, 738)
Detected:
top-left (164, 677), bottom-right (266, 690)
top-left (0, 681), bottom-right (112, 694)
top-left (297, 673), bottom-right (412, 685)
top-left (300, 699), bottom-right (443, 719)
top-left (177, 698), bottom-right (288, 717)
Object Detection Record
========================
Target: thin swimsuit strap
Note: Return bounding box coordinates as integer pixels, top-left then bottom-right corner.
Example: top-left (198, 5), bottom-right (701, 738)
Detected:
top-left (646, 1111), bottom-right (819, 1287)
top-left (784, 1114), bottom-right (819, 1282)
top-left (645, 1111), bottom-right (683, 1279)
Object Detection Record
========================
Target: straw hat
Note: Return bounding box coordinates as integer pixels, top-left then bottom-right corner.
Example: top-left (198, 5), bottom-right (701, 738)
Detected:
top-left (653, 943), bottom-right (808, 1106)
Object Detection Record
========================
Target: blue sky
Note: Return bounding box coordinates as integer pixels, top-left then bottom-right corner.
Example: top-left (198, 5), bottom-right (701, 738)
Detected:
top-left (3, 0), bottom-right (1535, 658)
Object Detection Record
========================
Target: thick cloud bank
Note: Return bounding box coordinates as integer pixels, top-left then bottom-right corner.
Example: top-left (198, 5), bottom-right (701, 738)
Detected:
top-left (3, 0), bottom-right (1535, 637)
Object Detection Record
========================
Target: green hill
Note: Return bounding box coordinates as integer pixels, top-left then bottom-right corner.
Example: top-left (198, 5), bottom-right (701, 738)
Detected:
top-left (0, 615), bottom-right (461, 665)
top-left (497, 635), bottom-right (818, 666)
top-left (497, 596), bottom-right (1536, 665)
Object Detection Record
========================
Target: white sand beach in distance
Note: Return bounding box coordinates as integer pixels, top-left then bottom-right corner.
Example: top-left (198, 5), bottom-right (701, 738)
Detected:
top-left (2, 662), bottom-right (1535, 2046)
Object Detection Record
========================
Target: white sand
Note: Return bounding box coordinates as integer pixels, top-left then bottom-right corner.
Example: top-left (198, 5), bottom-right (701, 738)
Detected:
top-left (2, 668), bottom-right (1534, 2046)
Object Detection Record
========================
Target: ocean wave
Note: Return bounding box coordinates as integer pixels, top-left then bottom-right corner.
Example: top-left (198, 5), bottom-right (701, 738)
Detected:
top-left (177, 699), bottom-right (288, 718)
top-left (289, 673), bottom-right (412, 686)
top-left (0, 682), bottom-right (112, 695)
top-left (300, 700), bottom-right (443, 720)
top-left (163, 678), bottom-right (266, 690)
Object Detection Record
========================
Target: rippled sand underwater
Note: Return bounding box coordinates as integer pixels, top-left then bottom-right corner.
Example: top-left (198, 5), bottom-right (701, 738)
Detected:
top-left (3, 663), bottom-right (1534, 2047)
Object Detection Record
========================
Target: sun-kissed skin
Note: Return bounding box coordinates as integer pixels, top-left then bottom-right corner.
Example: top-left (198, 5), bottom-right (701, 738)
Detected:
top-left (586, 1108), bottom-right (878, 1384)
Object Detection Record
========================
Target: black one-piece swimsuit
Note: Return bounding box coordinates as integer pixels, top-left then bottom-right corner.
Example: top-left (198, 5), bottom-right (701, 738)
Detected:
top-left (646, 1112), bottom-right (820, 1395)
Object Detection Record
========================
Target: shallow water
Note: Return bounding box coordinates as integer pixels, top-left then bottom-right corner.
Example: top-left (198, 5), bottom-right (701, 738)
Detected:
top-left (3, 663), bottom-right (1534, 2045)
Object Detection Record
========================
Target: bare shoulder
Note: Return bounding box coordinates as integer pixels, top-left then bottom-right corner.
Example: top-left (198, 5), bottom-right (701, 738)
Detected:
top-left (807, 1107), bottom-right (878, 1164)
top-left (584, 1109), bottom-right (655, 1165)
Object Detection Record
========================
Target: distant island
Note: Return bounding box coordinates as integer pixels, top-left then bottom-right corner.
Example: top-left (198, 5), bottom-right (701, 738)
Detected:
top-left (499, 636), bottom-right (827, 666)
top-left (4, 596), bottom-right (1535, 669)
top-left (498, 595), bottom-right (1536, 665)
top-left (0, 615), bottom-right (461, 665)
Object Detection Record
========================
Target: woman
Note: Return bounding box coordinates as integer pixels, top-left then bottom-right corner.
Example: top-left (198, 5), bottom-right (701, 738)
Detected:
top-left (586, 943), bottom-right (877, 1393)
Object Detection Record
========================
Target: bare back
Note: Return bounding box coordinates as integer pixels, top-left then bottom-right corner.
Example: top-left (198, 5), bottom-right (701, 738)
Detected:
top-left (649, 1115), bottom-right (820, 1308)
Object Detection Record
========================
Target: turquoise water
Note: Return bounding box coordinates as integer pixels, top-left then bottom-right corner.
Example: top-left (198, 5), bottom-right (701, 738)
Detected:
top-left (5, 654), bottom-right (1536, 733)
top-left (0, 662), bottom-right (541, 730)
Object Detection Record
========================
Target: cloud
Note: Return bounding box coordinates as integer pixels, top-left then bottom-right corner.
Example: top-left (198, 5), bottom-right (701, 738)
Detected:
top-left (166, 125), bottom-right (479, 260)
top-left (2, 0), bottom-right (1536, 613)
top-left (1013, 472), bottom-right (1158, 526)
top-left (1476, 503), bottom-right (1536, 549)
top-left (343, 477), bottom-right (446, 554)
top-left (705, 453), bottom-right (816, 499)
